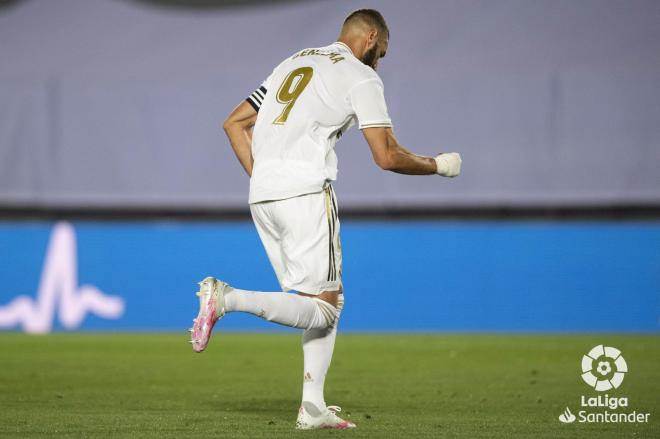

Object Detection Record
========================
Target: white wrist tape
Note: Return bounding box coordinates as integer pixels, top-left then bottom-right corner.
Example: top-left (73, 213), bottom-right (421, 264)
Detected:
top-left (434, 153), bottom-right (462, 177)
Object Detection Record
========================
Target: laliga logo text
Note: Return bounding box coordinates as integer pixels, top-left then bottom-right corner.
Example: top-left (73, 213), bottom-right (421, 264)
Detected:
top-left (558, 345), bottom-right (650, 425)
top-left (0, 222), bottom-right (124, 333)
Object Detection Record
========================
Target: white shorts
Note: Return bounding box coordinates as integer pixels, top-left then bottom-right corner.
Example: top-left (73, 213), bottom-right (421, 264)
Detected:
top-left (250, 184), bottom-right (342, 295)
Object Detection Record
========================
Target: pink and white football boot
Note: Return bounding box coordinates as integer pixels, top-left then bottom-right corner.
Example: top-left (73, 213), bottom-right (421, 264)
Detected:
top-left (190, 276), bottom-right (227, 353)
top-left (295, 402), bottom-right (356, 430)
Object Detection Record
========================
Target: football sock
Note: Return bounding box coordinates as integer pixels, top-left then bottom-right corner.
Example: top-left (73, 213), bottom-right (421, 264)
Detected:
top-left (223, 287), bottom-right (337, 330)
top-left (301, 295), bottom-right (343, 413)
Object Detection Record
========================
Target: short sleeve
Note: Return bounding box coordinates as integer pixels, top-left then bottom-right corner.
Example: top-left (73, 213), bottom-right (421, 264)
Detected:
top-left (348, 78), bottom-right (393, 129)
top-left (246, 69), bottom-right (276, 112)
top-left (246, 83), bottom-right (267, 112)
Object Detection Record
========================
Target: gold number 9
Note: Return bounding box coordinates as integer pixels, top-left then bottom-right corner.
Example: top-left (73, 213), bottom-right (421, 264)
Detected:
top-left (273, 67), bottom-right (313, 125)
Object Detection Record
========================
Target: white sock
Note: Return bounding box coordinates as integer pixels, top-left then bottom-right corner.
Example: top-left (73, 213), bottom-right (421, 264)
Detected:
top-left (223, 287), bottom-right (336, 330)
top-left (301, 295), bottom-right (343, 414)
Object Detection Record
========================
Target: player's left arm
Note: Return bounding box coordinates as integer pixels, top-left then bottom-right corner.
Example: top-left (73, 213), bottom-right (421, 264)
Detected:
top-left (350, 78), bottom-right (462, 177)
top-left (362, 127), bottom-right (436, 174)
top-left (223, 101), bottom-right (258, 177)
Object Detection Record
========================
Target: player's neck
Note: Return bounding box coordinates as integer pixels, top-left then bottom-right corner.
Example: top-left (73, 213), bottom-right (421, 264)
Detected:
top-left (335, 37), bottom-right (357, 57)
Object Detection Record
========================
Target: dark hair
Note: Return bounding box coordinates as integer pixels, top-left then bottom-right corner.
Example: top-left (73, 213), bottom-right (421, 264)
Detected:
top-left (343, 9), bottom-right (389, 38)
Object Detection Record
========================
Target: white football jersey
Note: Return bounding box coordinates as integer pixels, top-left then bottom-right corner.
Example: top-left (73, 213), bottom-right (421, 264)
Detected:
top-left (246, 41), bottom-right (392, 204)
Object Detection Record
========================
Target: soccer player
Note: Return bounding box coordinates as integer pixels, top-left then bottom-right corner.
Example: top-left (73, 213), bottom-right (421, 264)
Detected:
top-left (190, 9), bottom-right (461, 430)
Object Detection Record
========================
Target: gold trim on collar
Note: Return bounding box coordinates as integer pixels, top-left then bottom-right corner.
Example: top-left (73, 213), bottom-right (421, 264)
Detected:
top-left (334, 41), bottom-right (354, 56)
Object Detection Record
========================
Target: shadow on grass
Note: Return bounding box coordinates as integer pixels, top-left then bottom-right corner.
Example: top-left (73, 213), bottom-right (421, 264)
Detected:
top-left (213, 398), bottom-right (299, 415)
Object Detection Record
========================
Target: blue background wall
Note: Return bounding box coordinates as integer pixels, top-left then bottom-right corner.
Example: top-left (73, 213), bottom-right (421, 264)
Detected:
top-left (1, 221), bottom-right (658, 332)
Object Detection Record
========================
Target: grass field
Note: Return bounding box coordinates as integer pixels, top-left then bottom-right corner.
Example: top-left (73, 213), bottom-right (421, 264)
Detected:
top-left (0, 333), bottom-right (658, 438)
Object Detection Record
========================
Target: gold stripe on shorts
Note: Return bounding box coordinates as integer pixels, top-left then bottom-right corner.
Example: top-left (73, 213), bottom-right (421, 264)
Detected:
top-left (325, 186), bottom-right (336, 281)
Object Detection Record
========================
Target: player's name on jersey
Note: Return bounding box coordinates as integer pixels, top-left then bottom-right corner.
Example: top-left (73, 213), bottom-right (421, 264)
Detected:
top-left (292, 49), bottom-right (345, 64)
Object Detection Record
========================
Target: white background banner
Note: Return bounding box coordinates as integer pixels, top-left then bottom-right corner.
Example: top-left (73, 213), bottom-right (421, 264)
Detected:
top-left (1, 0), bottom-right (659, 209)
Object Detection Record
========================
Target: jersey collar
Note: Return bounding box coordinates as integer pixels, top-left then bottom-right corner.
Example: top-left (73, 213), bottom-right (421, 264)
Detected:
top-left (334, 41), bottom-right (354, 56)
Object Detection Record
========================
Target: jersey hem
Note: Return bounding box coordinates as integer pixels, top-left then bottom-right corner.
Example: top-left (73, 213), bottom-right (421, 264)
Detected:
top-left (249, 185), bottom-right (326, 204)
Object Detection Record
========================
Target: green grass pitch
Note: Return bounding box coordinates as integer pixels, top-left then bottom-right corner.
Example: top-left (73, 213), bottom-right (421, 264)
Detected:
top-left (0, 333), bottom-right (658, 438)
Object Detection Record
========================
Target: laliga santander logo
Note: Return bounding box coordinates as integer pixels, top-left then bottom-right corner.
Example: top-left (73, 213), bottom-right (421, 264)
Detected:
top-left (558, 407), bottom-right (577, 423)
top-left (559, 345), bottom-right (650, 424)
top-left (581, 345), bottom-right (627, 391)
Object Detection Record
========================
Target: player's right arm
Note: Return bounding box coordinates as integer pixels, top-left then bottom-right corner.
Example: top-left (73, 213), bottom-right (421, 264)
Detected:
top-left (362, 127), bottom-right (462, 176)
top-left (223, 100), bottom-right (258, 177)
